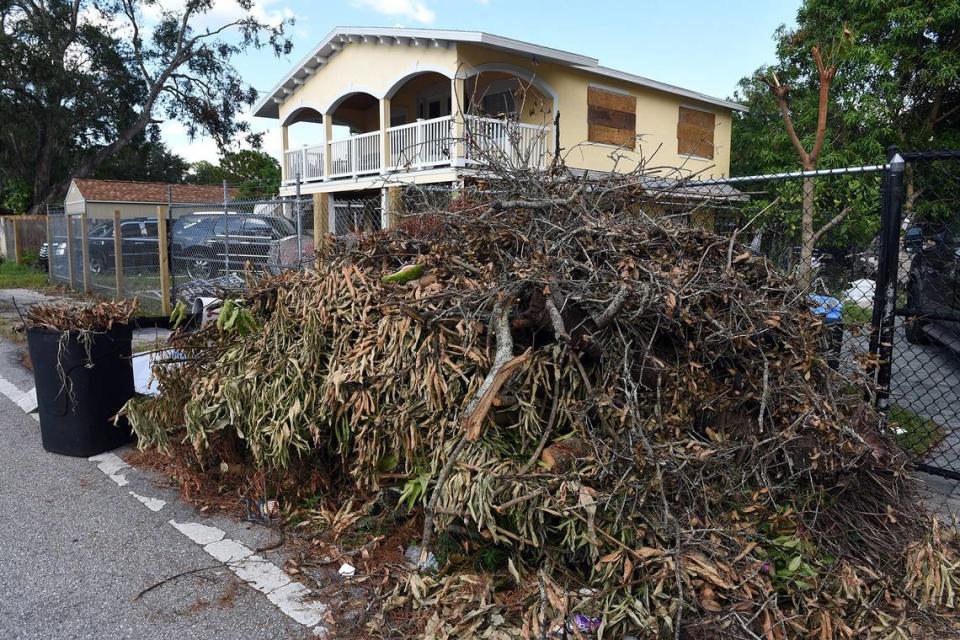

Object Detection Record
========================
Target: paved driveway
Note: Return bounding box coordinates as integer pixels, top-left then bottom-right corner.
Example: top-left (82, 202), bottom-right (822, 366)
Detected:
top-left (842, 318), bottom-right (960, 473)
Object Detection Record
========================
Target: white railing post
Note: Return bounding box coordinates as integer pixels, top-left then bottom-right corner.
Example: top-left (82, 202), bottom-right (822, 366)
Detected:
top-left (351, 137), bottom-right (358, 176)
top-left (414, 119), bottom-right (422, 170)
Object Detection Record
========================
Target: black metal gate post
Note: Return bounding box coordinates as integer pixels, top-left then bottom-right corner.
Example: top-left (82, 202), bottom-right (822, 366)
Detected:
top-left (871, 148), bottom-right (906, 414)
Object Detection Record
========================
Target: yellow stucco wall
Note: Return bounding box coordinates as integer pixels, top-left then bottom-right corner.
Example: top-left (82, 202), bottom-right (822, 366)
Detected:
top-left (277, 40), bottom-right (733, 181)
top-left (456, 44), bottom-right (732, 178)
top-left (278, 42), bottom-right (457, 125)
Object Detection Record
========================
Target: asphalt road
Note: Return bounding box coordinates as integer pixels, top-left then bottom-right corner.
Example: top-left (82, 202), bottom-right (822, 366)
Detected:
top-left (0, 338), bottom-right (312, 639)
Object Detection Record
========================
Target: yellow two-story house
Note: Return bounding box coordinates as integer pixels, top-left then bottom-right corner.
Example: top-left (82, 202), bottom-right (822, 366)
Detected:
top-left (253, 27), bottom-right (746, 233)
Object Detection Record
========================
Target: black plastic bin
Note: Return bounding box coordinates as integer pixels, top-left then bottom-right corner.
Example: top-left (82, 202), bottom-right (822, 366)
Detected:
top-left (26, 324), bottom-right (135, 457)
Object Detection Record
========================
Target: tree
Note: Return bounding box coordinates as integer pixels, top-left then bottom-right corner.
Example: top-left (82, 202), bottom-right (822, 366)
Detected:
top-left (0, 0), bottom-right (292, 211)
top-left (220, 150), bottom-right (281, 198)
top-left (732, 1), bottom-right (960, 284)
top-left (759, 32), bottom-right (851, 285)
top-left (186, 150), bottom-right (281, 198)
top-left (95, 125), bottom-right (190, 183)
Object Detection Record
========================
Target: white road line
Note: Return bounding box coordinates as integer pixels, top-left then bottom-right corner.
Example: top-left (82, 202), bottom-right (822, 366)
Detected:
top-left (0, 372), bottom-right (24, 405)
top-left (0, 368), bottom-right (329, 634)
top-left (168, 519), bottom-right (328, 636)
top-left (129, 491), bottom-right (166, 512)
top-left (15, 387), bottom-right (37, 413)
top-left (88, 452), bottom-right (130, 487)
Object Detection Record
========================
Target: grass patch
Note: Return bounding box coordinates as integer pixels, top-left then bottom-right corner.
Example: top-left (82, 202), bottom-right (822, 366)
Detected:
top-left (889, 404), bottom-right (945, 457)
top-left (842, 302), bottom-right (873, 325)
top-left (0, 261), bottom-right (48, 289)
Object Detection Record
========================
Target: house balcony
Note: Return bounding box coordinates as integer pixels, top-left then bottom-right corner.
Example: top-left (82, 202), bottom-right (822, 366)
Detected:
top-left (282, 115), bottom-right (551, 186)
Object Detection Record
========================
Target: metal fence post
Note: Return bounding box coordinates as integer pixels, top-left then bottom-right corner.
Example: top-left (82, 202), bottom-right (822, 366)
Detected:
top-left (295, 172), bottom-right (303, 265)
top-left (65, 214), bottom-right (75, 289)
top-left (80, 206), bottom-right (91, 294)
top-left (113, 209), bottom-right (124, 297)
top-left (870, 148), bottom-right (906, 414)
top-left (223, 179), bottom-right (231, 274)
top-left (44, 205), bottom-right (52, 277)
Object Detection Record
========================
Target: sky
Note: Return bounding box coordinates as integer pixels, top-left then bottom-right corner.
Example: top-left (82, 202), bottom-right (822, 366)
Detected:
top-left (160, 0), bottom-right (800, 164)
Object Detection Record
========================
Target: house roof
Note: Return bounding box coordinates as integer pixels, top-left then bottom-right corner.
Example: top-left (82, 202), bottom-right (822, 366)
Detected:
top-left (253, 27), bottom-right (747, 120)
top-left (70, 179), bottom-right (236, 204)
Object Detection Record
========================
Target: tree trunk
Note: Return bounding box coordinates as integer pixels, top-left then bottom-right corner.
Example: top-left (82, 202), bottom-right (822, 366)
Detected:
top-left (797, 173), bottom-right (816, 289)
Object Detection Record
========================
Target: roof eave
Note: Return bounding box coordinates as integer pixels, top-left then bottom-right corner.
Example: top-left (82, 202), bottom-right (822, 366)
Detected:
top-left (576, 65), bottom-right (748, 113)
top-left (253, 26), bottom-right (598, 120)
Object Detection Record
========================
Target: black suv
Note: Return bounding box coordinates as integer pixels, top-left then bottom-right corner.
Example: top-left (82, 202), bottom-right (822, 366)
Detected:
top-left (171, 213), bottom-right (297, 279)
top-left (88, 218), bottom-right (160, 274)
top-left (904, 218), bottom-right (960, 351)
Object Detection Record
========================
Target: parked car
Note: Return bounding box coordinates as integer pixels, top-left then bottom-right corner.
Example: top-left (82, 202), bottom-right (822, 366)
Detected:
top-left (87, 218), bottom-right (160, 274)
top-left (904, 218), bottom-right (960, 350)
top-left (37, 241), bottom-right (55, 271)
top-left (170, 213), bottom-right (298, 279)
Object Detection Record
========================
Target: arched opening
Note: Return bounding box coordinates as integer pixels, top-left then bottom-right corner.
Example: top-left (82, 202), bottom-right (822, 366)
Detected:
top-left (328, 92), bottom-right (380, 136)
top-left (386, 71), bottom-right (455, 170)
top-left (326, 91), bottom-right (381, 177)
top-left (462, 69), bottom-right (556, 169)
top-left (282, 106), bottom-right (325, 182)
top-left (464, 68), bottom-right (556, 125)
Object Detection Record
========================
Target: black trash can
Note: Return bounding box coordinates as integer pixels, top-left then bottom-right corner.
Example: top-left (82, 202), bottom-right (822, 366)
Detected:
top-left (26, 324), bottom-right (135, 457)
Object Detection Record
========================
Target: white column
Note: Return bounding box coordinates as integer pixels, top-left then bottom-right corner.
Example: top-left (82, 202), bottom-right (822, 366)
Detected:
top-left (280, 125), bottom-right (289, 182)
top-left (451, 76), bottom-right (466, 167)
top-left (327, 192), bottom-right (337, 234)
top-left (379, 98), bottom-right (391, 174)
top-left (380, 187), bottom-right (390, 230)
top-left (322, 114), bottom-right (333, 180)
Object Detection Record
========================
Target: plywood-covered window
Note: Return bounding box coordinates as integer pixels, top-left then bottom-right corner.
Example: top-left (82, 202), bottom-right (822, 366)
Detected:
top-left (587, 87), bottom-right (637, 149)
top-left (678, 106), bottom-right (715, 159)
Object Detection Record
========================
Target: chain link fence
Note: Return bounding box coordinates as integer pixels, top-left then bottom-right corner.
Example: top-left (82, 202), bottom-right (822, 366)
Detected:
top-left (168, 195), bottom-right (313, 304)
top-left (45, 190), bottom-right (313, 314)
top-left (660, 150), bottom-right (960, 478)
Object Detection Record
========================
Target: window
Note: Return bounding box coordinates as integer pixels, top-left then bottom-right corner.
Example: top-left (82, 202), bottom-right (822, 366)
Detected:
top-left (390, 107), bottom-right (408, 127)
top-left (243, 218), bottom-right (274, 236)
top-left (120, 223), bottom-right (142, 238)
top-left (678, 106), bottom-right (716, 159)
top-left (480, 91), bottom-right (516, 118)
top-left (587, 86), bottom-right (637, 149)
top-left (213, 218), bottom-right (244, 235)
top-left (143, 221), bottom-right (158, 239)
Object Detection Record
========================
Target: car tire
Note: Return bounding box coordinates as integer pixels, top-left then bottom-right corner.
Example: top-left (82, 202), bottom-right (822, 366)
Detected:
top-left (905, 277), bottom-right (931, 345)
top-left (186, 250), bottom-right (216, 280)
top-left (88, 252), bottom-right (105, 275)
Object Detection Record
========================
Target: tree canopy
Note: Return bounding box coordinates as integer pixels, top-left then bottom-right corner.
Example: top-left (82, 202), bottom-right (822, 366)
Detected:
top-left (185, 149), bottom-right (281, 198)
top-left (0, 0), bottom-right (291, 211)
top-left (730, 0), bottom-right (960, 253)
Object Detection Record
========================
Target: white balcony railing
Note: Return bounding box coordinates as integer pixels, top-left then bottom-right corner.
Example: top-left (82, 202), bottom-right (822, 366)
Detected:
top-left (328, 131), bottom-right (381, 179)
top-left (387, 116), bottom-right (454, 171)
top-left (282, 115), bottom-right (551, 184)
top-left (464, 115), bottom-right (552, 169)
top-left (284, 144), bottom-right (325, 183)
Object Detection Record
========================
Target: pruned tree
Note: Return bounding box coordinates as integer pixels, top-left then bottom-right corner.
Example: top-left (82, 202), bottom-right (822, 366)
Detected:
top-left (0, 0), bottom-right (292, 211)
top-left (760, 29), bottom-right (852, 285)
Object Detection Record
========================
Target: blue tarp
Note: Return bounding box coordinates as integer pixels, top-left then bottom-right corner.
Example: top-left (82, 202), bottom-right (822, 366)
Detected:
top-left (808, 294), bottom-right (844, 323)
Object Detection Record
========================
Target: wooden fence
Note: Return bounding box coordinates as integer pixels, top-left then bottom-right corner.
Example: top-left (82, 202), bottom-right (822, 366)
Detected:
top-left (0, 215), bottom-right (47, 264)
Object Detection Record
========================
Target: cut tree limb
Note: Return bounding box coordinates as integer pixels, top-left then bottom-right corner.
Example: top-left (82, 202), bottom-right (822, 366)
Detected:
top-left (420, 299), bottom-right (521, 567)
top-left (592, 284), bottom-right (630, 329)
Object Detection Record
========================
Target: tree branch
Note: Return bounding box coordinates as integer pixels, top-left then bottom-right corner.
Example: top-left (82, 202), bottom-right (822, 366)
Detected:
top-left (809, 205), bottom-right (852, 246)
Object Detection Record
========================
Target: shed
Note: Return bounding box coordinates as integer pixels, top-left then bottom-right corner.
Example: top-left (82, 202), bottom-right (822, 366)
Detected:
top-left (64, 179), bottom-right (235, 219)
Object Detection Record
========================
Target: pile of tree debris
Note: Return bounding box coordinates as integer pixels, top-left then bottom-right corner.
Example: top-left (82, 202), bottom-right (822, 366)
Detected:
top-left (126, 172), bottom-right (959, 639)
top-left (24, 298), bottom-right (137, 332)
